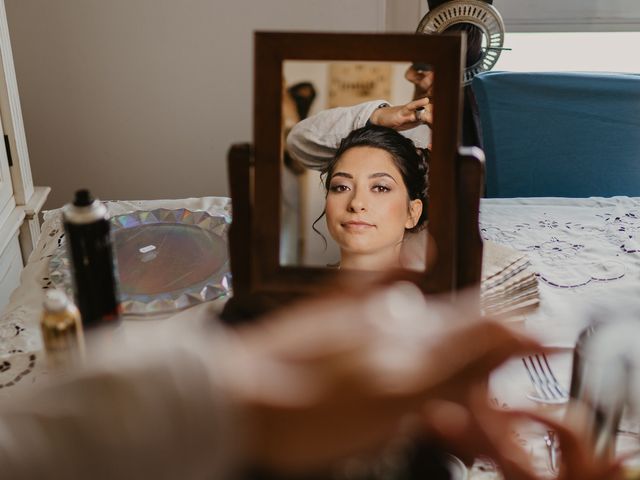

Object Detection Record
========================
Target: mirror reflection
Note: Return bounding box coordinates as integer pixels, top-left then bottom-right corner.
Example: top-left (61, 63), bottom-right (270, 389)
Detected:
top-left (280, 61), bottom-right (434, 271)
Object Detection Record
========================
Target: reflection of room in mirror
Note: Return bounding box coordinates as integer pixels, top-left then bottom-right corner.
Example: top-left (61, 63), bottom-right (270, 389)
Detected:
top-left (281, 61), bottom-right (431, 269)
top-left (283, 60), bottom-right (419, 118)
top-left (328, 63), bottom-right (392, 108)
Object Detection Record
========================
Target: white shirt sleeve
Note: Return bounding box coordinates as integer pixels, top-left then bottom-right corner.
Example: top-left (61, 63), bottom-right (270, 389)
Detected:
top-left (286, 100), bottom-right (431, 171)
top-left (0, 311), bottom-right (244, 480)
top-left (286, 100), bottom-right (387, 170)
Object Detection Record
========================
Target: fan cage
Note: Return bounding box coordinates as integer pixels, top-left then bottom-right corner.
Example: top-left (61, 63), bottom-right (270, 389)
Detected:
top-left (416, 0), bottom-right (505, 85)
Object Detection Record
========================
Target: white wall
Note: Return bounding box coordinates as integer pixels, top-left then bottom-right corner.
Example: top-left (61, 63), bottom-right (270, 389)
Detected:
top-left (4, 0), bottom-right (385, 209)
top-left (8, 0), bottom-right (640, 210)
top-left (384, 0), bottom-right (422, 32)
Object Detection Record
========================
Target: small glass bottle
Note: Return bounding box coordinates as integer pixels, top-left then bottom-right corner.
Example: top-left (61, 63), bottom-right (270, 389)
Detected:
top-left (41, 289), bottom-right (85, 371)
top-left (569, 323), bottom-right (597, 400)
top-left (568, 320), bottom-right (632, 462)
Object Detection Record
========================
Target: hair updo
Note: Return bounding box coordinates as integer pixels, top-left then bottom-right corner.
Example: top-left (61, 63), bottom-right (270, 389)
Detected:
top-left (321, 124), bottom-right (429, 233)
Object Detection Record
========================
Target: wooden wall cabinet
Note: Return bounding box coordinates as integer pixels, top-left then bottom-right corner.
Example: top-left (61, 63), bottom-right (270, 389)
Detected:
top-left (0, 0), bottom-right (49, 312)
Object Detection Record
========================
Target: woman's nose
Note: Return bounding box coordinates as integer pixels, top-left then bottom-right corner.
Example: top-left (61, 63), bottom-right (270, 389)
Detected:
top-left (348, 191), bottom-right (366, 212)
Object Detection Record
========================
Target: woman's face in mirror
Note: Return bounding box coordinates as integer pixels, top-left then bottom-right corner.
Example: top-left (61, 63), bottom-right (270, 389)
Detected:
top-left (325, 146), bottom-right (422, 270)
top-left (279, 60), bottom-right (434, 268)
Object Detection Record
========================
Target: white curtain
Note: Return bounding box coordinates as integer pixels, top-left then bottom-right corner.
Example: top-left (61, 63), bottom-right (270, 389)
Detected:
top-left (494, 0), bottom-right (640, 32)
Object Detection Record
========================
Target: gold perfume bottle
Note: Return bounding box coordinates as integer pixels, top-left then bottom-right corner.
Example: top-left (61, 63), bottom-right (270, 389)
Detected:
top-left (41, 289), bottom-right (85, 371)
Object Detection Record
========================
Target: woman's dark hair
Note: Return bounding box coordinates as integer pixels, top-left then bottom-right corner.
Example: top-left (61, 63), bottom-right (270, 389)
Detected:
top-left (314, 125), bottom-right (429, 238)
top-left (444, 23), bottom-right (484, 67)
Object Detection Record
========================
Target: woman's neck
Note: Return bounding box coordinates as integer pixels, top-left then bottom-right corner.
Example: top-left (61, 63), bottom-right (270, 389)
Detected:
top-left (340, 246), bottom-right (402, 271)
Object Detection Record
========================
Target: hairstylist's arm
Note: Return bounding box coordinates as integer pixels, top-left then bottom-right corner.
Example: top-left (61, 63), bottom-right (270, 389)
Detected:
top-left (368, 96), bottom-right (433, 132)
top-left (286, 100), bottom-right (390, 170)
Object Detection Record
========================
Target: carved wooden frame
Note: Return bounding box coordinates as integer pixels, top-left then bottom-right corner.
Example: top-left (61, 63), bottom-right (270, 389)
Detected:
top-left (226, 32), bottom-right (475, 316)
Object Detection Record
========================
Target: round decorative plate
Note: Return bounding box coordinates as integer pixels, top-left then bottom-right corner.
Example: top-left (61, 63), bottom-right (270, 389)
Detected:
top-left (49, 208), bottom-right (232, 316)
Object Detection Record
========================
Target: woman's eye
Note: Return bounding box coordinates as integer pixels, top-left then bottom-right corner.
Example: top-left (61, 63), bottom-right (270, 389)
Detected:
top-left (329, 184), bottom-right (349, 193)
top-left (372, 184), bottom-right (391, 193)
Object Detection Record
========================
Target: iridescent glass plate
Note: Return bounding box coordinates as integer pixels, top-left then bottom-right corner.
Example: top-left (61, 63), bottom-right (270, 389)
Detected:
top-left (49, 208), bottom-right (232, 316)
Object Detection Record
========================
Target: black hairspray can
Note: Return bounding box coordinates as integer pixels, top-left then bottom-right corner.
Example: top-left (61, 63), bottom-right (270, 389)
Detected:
top-left (63, 189), bottom-right (120, 327)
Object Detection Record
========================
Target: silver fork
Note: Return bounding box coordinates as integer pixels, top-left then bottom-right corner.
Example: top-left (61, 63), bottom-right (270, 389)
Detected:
top-left (522, 354), bottom-right (569, 404)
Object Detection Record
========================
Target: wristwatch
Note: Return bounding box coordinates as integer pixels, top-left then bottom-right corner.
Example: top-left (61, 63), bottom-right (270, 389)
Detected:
top-left (365, 102), bottom-right (391, 127)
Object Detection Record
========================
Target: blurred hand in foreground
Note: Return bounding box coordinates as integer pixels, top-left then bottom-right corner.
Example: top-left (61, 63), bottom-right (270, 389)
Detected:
top-left (1, 280), bottom-right (625, 480)
top-left (221, 282), bottom-right (538, 473)
top-left (423, 380), bottom-right (626, 479)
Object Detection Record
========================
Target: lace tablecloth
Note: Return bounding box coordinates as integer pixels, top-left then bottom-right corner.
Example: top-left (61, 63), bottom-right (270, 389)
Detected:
top-left (0, 197), bottom-right (231, 397)
top-left (3, 195), bottom-right (640, 478)
top-left (479, 196), bottom-right (640, 479)
top-left (480, 196), bottom-right (640, 345)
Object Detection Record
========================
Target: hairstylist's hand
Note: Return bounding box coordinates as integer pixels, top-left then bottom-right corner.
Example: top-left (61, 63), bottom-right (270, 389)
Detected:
top-left (525, 406), bottom-right (625, 480)
top-left (406, 65), bottom-right (434, 100)
top-left (368, 96), bottom-right (433, 132)
top-left (221, 283), bottom-right (539, 474)
top-left (424, 389), bottom-right (626, 480)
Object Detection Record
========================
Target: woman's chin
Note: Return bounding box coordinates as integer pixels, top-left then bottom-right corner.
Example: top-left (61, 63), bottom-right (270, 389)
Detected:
top-left (340, 244), bottom-right (380, 256)
top-left (340, 246), bottom-right (403, 268)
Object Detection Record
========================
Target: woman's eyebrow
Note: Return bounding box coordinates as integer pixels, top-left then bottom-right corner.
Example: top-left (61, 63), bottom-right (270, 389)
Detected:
top-left (330, 171), bottom-right (398, 184)
top-left (369, 172), bottom-right (398, 184)
top-left (331, 172), bottom-right (353, 179)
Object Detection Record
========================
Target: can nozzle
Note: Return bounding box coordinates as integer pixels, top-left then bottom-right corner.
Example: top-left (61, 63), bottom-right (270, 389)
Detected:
top-left (73, 189), bottom-right (94, 207)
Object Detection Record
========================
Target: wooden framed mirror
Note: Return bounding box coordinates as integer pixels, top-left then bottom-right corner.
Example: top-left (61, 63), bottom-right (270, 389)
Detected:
top-left (223, 32), bottom-right (479, 320)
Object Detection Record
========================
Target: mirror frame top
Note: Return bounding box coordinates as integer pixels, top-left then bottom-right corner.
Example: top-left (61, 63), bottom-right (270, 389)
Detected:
top-left (249, 31), bottom-right (465, 299)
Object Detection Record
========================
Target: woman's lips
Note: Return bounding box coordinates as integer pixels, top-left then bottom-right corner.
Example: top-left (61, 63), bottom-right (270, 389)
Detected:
top-left (341, 221), bottom-right (375, 231)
